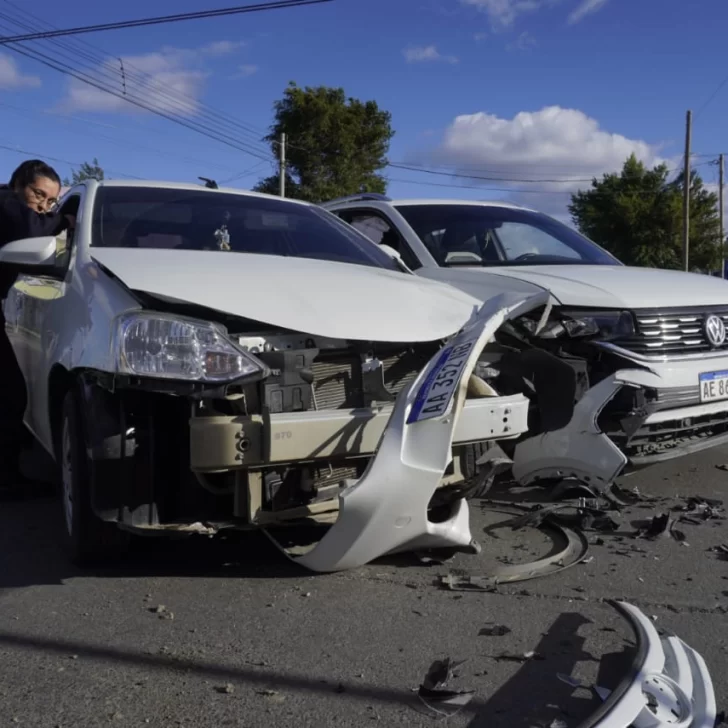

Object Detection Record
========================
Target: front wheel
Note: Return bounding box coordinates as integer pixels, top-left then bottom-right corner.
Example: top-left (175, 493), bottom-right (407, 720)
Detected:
top-left (60, 386), bottom-right (130, 565)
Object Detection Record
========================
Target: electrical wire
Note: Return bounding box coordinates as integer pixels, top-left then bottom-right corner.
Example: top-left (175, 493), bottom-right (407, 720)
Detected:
top-left (3, 42), bottom-right (274, 163)
top-left (0, 4), bottom-right (272, 152)
top-left (0, 143), bottom-right (143, 179)
top-left (0, 0), bottom-right (333, 44)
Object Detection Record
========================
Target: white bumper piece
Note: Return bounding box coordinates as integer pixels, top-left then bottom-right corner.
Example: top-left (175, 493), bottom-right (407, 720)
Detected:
top-left (513, 369), bottom-right (655, 488)
top-left (284, 292), bottom-right (550, 573)
top-left (581, 601), bottom-right (716, 728)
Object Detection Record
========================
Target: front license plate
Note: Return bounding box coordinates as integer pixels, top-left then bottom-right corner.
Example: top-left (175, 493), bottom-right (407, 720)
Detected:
top-left (407, 340), bottom-right (476, 424)
top-left (699, 370), bottom-right (728, 403)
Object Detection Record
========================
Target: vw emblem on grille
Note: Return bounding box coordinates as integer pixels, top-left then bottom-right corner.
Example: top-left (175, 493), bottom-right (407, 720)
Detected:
top-left (704, 315), bottom-right (727, 348)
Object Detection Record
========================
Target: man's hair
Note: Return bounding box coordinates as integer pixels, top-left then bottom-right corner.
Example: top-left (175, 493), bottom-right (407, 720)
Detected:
top-left (9, 159), bottom-right (61, 191)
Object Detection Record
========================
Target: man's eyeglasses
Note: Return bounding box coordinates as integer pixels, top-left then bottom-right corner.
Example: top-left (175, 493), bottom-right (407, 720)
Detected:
top-left (29, 186), bottom-right (59, 210)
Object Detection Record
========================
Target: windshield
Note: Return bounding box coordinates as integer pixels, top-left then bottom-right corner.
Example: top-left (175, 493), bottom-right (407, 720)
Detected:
top-left (395, 204), bottom-right (621, 267)
top-left (91, 187), bottom-right (400, 271)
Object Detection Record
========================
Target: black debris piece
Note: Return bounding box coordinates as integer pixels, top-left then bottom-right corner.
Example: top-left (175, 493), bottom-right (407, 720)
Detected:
top-left (674, 497), bottom-right (724, 522)
top-left (415, 551), bottom-right (456, 566)
top-left (556, 673), bottom-right (583, 688)
top-left (494, 650), bottom-right (545, 663)
top-left (417, 658), bottom-right (475, 719)
top-left (479, 624), bottom-right (512, 637)
top-left (635, 513), bottom-right (686, 542)
top-left (714, 709), bottom-right (726, 726)
top-left (715, 464), bottom-right (728, 472)
top-left (709, 544), bottom-right (728, 560)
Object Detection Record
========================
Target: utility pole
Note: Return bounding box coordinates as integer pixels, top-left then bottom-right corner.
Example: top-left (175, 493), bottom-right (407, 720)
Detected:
top-left (720, 153), bottom-right (725, 278)
top-left (278, 133), bottom-right (286, 198)
top-left (682, 110), bottom-right (692, 271)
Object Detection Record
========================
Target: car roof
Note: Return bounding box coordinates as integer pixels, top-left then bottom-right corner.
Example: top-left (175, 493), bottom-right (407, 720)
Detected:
top-left (88, 179), bottom-right (315, 208)
top-left (389, 198), bottom-right (537, 212)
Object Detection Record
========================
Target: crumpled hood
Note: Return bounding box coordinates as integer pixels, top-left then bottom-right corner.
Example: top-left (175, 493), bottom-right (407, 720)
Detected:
top-left (91, 248), bottom-right (480, 342)
top-left (432, 264), bottom-right (728, 309)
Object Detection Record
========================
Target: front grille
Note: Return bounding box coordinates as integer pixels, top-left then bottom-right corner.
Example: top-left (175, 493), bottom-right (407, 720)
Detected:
top-left (613, 307), bottom-right (728, 357)
top-left (652, 385), bottom-right (701, 411)
top-left (312, 348), bottom-right (433, 410)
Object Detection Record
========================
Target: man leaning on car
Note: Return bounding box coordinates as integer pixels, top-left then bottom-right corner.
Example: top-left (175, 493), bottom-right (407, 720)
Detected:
top-left (0, 159), bottom-right (71, 491)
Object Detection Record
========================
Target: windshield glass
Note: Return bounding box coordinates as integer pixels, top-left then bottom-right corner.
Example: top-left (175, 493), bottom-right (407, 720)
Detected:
top-left (91, 187), bottom-right (400, 271)
top-left (395, 204), bottom-right (621, 267)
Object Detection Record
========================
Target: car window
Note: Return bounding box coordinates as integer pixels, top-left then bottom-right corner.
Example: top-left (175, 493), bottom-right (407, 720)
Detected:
top-left (91, 187), bottom-right (400, 272)
top-left (395, 204), bottom-right (621, 267)
top-left (338, 210), bottom-right (421, 270)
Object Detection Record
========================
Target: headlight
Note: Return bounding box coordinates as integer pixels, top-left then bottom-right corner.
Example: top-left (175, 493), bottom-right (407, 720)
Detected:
top-left (559, 310), bottom-right (635, 340)
top-left (112, 312), bottom-right (268, 383)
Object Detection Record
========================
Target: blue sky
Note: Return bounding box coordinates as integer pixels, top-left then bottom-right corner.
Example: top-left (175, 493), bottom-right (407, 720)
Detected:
top-left (1, 0), bottom-right (727, 216)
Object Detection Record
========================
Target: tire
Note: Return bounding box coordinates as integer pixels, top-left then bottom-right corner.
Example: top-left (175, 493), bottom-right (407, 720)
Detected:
top-left (59, 386), bottom-right (130, 565)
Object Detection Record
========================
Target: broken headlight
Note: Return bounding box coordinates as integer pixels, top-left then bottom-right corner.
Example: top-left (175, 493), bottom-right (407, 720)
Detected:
top-left (112, 312), bottom-right (268, 383)
top-left (530, 310), bottom-right (634, 341)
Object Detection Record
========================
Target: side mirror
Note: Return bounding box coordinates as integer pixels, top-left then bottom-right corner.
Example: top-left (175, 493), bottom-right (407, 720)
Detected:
top-left (0, 236), bottom-right (60, 276)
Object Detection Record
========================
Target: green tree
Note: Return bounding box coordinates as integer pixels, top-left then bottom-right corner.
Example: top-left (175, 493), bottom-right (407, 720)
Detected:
top-left (63, 158), bottom-right (105, 186)
top-left (569, 154), bottom-right (724, 272)
top-left (254, 82), bottom-right (394, 203)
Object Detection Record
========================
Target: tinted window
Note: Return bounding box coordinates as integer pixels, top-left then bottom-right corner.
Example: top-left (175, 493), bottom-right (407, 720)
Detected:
top-left (338, 210), bottom-right (421, 270)
top-left (91, 187), bottom-right (399, 271)
top-left (395, 204), bottom-right (621, 267)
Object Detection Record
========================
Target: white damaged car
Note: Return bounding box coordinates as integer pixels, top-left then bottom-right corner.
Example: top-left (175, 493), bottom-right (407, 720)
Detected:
top-left (323, 195), bottom-right (728, 494)
top-left (0, 180), bottom-right (546, 571)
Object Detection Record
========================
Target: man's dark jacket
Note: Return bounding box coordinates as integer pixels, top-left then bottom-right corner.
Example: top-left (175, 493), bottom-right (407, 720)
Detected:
top-left (0, 185), bottom-right (68, 300)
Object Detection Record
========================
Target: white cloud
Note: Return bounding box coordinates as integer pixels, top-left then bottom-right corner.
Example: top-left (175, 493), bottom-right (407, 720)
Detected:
top-left (0, 53), bottom-right (41, 89)
top-left (58, 41), bottom-right (245, 115)
top-left (567, 0), bottom-right (609, 24)
top-left (461, 0), bottom-right (546, 29)
top-left (199, 40), bottom-right (246, 56)
top-left (403, 45), bottom-right (459, 64)
top-left (421, 106), bottom-right (665, 218)
top-left (235, 64), bottom-right (259, 78)
top-left (507, 31), bottom-right (537, 50)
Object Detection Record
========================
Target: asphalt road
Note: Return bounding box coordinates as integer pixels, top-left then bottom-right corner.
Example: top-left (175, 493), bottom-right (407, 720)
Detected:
top-left (1, 446), bottom-right (727, 728)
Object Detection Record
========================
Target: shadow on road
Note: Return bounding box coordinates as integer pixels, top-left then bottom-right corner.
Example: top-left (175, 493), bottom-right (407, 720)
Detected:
top-left (466, 612), bottom-right (632, 728)
top-left (0, 609), bottom-right (631, 726)
top-left (0, 492), bottom-right (306, 591)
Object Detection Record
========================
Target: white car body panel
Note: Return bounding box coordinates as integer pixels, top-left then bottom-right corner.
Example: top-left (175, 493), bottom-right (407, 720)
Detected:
top-left (90, 248), bottom-right (480, 344)
top-left (285, 291), bottom-right (549, 572)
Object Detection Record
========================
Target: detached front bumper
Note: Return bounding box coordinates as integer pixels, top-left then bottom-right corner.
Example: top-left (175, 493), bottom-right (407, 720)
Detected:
top-left (580, 601), bottom-right (716, 728)
top-left (250, 291), bottom-right (551, 573)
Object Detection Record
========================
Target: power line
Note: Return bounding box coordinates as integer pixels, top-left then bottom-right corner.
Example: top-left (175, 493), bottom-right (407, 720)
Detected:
top-left (0, 0), bottom-right (333, 44)
top-left (695, 74), bottom-right (728, 119)
top-left (4, 42), bottom-right (274, 163)
top-left (0, 23), bottom-right (272, 159)
top-left (0, 3), bottom-right (272, 152)
top-left (0, 101), bottom-right (246, 174)
top-left (0, 143), bottom-right (143, 180)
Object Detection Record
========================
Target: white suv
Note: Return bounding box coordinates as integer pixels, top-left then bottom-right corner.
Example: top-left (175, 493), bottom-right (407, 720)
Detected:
top-left (322, 194), bottom-right (728, 492)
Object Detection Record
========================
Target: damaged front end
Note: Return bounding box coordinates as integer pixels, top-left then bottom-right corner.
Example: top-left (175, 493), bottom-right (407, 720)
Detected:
top-left (81, 291), bottom-right (549, 571)
top-left (469, 304), bottom-right (728, 493)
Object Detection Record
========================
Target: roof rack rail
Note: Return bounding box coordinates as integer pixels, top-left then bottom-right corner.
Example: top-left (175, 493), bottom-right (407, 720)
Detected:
top-left (321, 192), bottom-right (392, 207)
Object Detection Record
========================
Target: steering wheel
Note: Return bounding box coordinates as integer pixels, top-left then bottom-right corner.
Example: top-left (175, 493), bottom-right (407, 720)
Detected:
top-left (512, 252), bottom-right (541, 262)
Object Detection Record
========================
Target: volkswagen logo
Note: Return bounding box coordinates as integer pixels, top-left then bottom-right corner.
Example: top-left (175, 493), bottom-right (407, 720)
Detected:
top-left (704, 315), bottom-right (727, 348)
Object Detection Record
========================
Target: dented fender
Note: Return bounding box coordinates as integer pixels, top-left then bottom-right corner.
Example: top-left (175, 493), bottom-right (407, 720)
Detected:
top-left (269, 291), bottom-right (553, 573)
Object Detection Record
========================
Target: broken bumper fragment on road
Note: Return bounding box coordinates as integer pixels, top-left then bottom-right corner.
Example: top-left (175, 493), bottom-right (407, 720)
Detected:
top-left (266, 292), bottom-right (550, 573)
top-left (579, 601), bottom-right (717, 728)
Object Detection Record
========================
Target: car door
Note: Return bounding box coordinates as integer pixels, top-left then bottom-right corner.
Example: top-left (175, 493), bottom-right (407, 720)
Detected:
top-left (335, 209), bottom-right (422, 271)
top-left (12, 190), bottom-right (84, 441)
